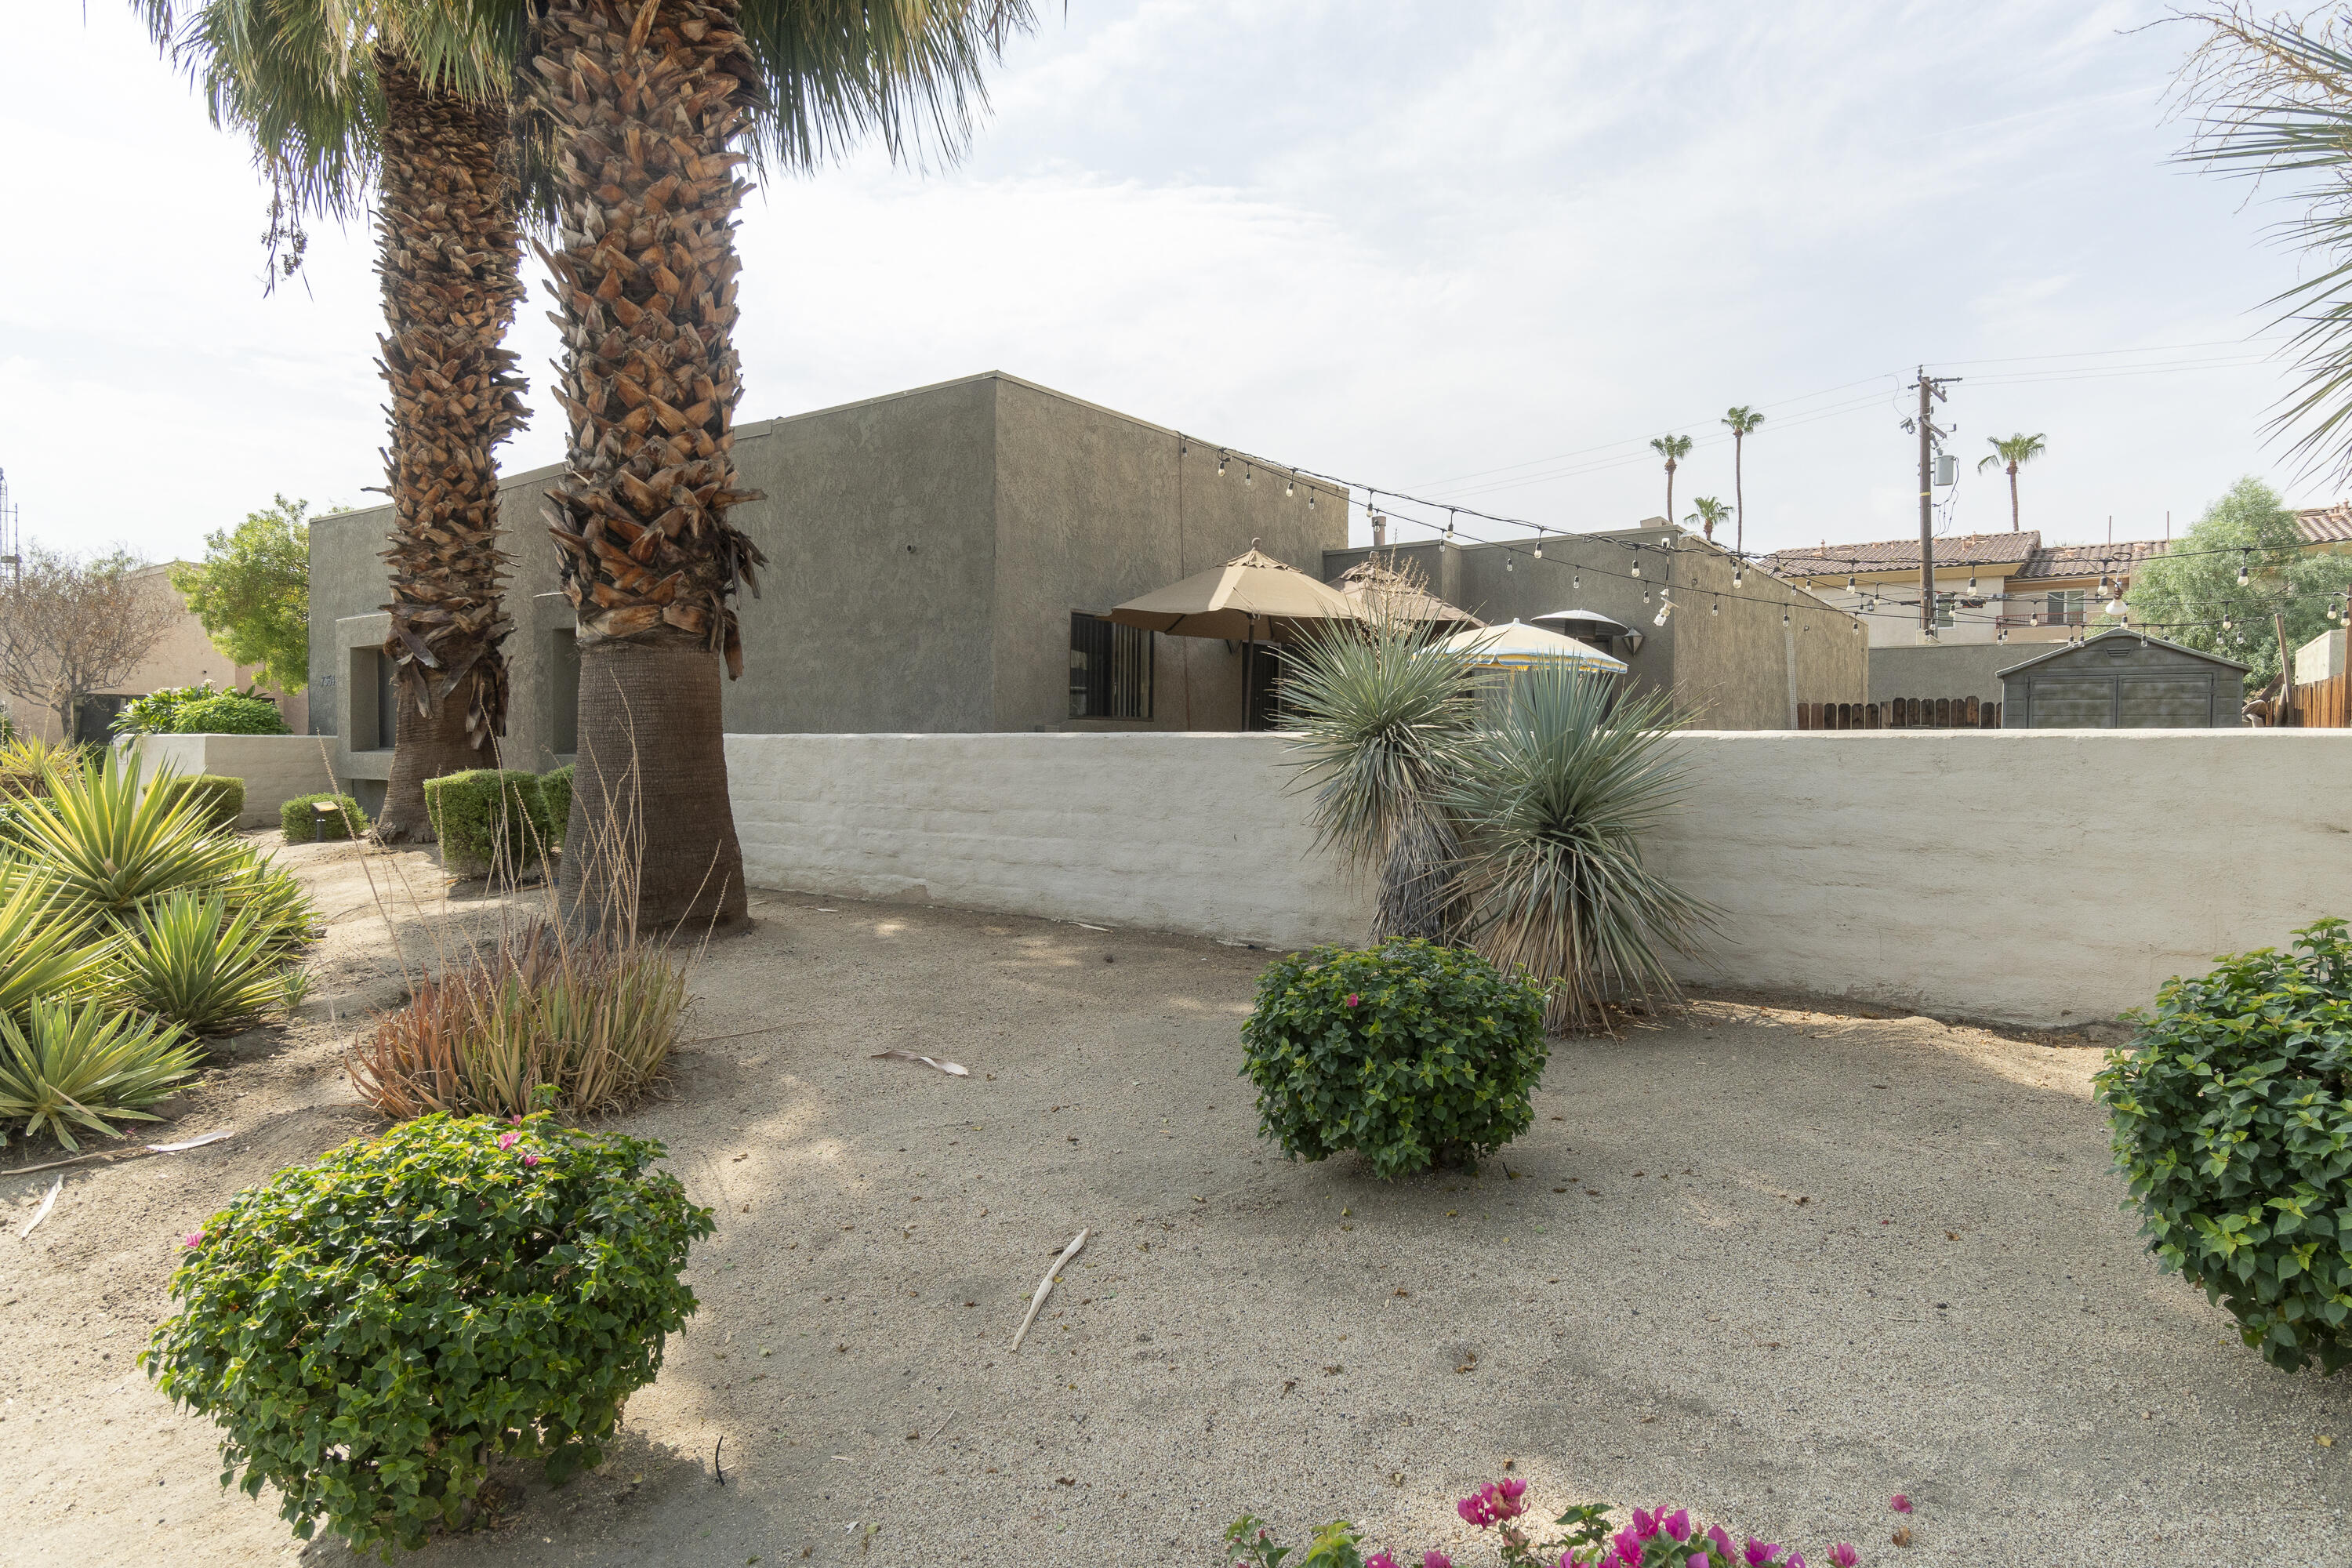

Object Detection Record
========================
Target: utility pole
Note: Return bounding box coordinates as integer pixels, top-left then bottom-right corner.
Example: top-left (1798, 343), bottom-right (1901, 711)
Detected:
top-left (1903, 369), bottom-right (1960, 638)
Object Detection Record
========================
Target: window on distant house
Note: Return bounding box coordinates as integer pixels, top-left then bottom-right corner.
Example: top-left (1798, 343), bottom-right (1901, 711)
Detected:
top-left (1069, 612), bottom-right (1152, 720)
top-left (2045, 590), bottom-right (2086, 626)
top-left (1934, 593), bottom-right (1955, 629)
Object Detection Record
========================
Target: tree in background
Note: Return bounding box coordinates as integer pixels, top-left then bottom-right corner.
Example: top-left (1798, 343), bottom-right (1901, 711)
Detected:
top-left (1648, 434), bottom-right (1691, 529)
top-left (1976, 433), bottom-right (2046, 529)
top-left (2174, 9), bottom-right (2352, 482)
top-left (2123, 476), bottom-right (2352, 690)
top-left (0, 546), bottom-right (180, 739)
top-left (171, 495), bottom-right (312, 690)
top-left (1685, 496), bottom-right (1730, 541)
top-left (535, 0), bottom-right (1035, 931)
top-left (1721, 406), bottom-right (1764, 556)
top-left (140, 1), bottom-right (543, 840)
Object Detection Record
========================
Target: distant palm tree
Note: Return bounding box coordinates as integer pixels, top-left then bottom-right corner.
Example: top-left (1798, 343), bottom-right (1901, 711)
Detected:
top-left (1686, 496), bottom-right (1730, 541)
top-left (1722, 406), bottom-right (1765, 556)
top-left (1650, 434), bottom-right (1693, 526)
top-left (1977, 433), bottom-right (2048, 529)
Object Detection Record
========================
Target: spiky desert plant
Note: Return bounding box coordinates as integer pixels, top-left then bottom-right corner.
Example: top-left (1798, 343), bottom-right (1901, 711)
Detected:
top-left (0, 997), bottom-right (201, 1150)
top-left (5, 753), bottom-right (252, 928)
top-left (532, 0), bottom-right (1035, 930)
top-left (113, 891), bottom-right (296, 1039)
top-left (0, 863), bottom-right (115, 1019)
top-left (140, 1), bottom-right (540, 840)
top-left (1282, 616), bottom-right (1479, 941)
top-left (1448, 664), bottom-right (1718, 1034)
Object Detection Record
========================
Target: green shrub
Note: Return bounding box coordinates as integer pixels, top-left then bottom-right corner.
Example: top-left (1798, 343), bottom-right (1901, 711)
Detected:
top-left (279, 792), bottom-right (369, 843)
top-left (424, 768), bottom-right (553, 879)
top-left (112, 891), bottom-right (294, 1038)
top-left (0, 996), bottom-right (199, 1149)
top-left (1240, 939), bottom-right (1550, 1178)
top-left (144, 1112), bottom-right (715, 1555)
top-left (169, 693), bottom-right (289, 735)
top-left (539, 764), bottom-right (574, 849)
top-left (114, 683), bottom-right (209, 737)
top-left (2097, 918), bottom-right (2352, 1374)
top-left (154, 774), bottom-right (247, 832)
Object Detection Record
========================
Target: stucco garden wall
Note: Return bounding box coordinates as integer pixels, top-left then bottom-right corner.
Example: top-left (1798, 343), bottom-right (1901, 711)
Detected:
top-left (122, 733), bottom-right (336, 828)
top-left (727, 728), bottom-right (2352, 1027)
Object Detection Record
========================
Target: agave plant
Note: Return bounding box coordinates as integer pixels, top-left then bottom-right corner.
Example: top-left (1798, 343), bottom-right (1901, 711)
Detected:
top-left (5, 752), bottom-right (250, 927)
top-left (0, 996), bottom-right (200, 1149)
top-left (0, 862), bottom-right (115, 1018)
top-left (1282, 614), bottom-right (1480, 941)
top-left (1447, 664), bottom-right (1719, 1034)
top-left (112, 891), bottom-right (294, 1039)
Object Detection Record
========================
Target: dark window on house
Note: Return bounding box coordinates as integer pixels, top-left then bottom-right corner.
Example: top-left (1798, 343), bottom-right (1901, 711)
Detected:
top-left (375, 648), bottom-right (397, 750)
top-left (2044, 590), bottom-right (2085, 626)
top-left (550, 628), bottom-right (580, 755)
top-left (1933, 593), bottom-right (1955, 629)
top-left (1069, 613), bottom-right (1152, 720)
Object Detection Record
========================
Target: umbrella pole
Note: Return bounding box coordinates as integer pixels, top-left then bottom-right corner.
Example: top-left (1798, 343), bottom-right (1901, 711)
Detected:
top-left (1242, 617), bottom-right (1256, 731)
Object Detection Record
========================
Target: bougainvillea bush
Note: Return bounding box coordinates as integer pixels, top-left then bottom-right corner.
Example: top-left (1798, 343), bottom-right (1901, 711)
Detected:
top-left (2096, 917), bottom-right (2352, 1374)
top-left (143, 1111), bottom-right (713, 1555)
top-left (1240, 939), bottom-right (1549, 1178)
top-left (1226, 1482), bottom-right (1862, 1568)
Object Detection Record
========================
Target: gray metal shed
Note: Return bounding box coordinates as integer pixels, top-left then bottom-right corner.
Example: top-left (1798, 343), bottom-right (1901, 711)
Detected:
top-left (1998, 629), bottom-right (2248, 728)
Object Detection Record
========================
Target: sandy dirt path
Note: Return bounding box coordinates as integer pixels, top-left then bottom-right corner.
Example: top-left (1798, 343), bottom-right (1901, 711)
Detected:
top-left (4, 843), bottom-right (2348, 1566)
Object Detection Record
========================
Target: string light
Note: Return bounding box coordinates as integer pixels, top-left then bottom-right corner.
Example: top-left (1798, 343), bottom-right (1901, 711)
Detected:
top-left (1573, 573), bottom-right (1582, 591)
top-left (1846, 574), bottom-right (1857, 593)
top-left (1711, 597), bottom-right (1720, 616)
top-left (1284, 477), bottom-right (1294, 497)
top-left (1732, 565), bottom-right (1744, 588)
top-left (1654, 593), bottom-right (1673, 627)
top-left (1783, 608), bottom-right (1791, 627)
top-left (1244, 465), bottom-right (1254, 488)
top-left (1308, 488), bottom-right (1316, 508)
top-left (1968, 568), bottom-right (1978, 591)
top-left (1629, 550), bottom-right (1642, 579)
top-left (1997, 626), bottom-right (2008, 644)
top-left (1217, 451), bottom-right (1228, 477)
top-left (2237, 551), bottom-right (2249, 586)
top-left (1444, 510), bottom-right (1457, 543)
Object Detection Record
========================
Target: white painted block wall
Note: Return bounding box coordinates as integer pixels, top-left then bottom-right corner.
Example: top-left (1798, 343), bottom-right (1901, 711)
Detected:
top-left (727, 729), bottom-right (2352, 1027)
top-left (122, 733), bottom-right (340, 828)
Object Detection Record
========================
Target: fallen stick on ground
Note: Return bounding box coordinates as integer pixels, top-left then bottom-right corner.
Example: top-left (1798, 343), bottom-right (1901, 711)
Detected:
top-left (3, 1129), bottom-right (234, 1180)
top-left (872, 1049), bottom-right (969, 1077)
top-left (17, 1177), bottom-right (61, 1239)
top-left (1011, 1229), bottom-right (1087, 1353)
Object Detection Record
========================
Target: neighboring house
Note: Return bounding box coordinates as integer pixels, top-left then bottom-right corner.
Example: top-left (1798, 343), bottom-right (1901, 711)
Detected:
top-left (1998, 629), bottom-right (2247, 728)
top-left (1321, 526), bottom-right (1864, 728)
top-left (1760, 530), bottom-right (2169, 649)
top-left (0, 561), bottom-right (306, 742)
top-left (308, 372), bottom-right (1339, 813)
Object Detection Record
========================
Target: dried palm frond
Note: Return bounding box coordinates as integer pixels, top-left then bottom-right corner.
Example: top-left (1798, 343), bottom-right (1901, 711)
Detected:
top-left (1448, 664), bottom-right (1719, 1034)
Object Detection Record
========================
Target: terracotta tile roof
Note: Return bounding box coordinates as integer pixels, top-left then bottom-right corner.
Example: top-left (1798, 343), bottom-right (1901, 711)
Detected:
top-left (2012, 539), bottom-right (2169, 583)
top-left (1759, 531), bottom-right (2038, 578)
top-left (2299, 503), bottom-right (2352, 543)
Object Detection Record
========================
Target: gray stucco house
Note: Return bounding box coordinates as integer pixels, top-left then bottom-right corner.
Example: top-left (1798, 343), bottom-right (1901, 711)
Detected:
top-left (308, 372), bottom-right (1343, 811)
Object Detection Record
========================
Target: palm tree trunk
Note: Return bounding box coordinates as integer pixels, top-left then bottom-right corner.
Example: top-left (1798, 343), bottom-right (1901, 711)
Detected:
top-left (534, 0), bottom-right (765, 931)
top-left (1664, 460), bottom-right (1675, 528)
top-left (372, 53), bottom-right (529, 841)
top-left (2008, 463), bottom-right (2020, 529)
top-left (1733, 435), bottom-right (1745, 557)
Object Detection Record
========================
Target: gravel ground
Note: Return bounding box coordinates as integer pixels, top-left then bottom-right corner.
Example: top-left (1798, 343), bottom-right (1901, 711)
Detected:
top-left (4, 839), bottom-right (2348, 1566)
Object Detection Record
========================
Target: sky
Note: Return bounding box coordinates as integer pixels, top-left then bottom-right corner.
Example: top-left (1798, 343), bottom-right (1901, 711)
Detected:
top-left (0, 1), bottom-right (2332, 568)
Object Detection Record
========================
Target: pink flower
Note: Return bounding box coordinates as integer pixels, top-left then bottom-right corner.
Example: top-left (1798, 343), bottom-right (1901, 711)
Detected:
top-left (520, 1152), bottom-right (541, 1168)
top-left (1708, 1526), bottom-right (1735, 1559)
top-left (181, 1232), bottom-right (203, 1249)
top-left (496, 1131), bottom-right (520, 1150)
top-left (1367, 1554), bottom-right (1399, 1568)
top-left (1691, 1556), bottom-right (1710, 1568)
top-left (1345, 993), bottom-right (1362, 1007)
top-left (1608, 1528), bottom-right (1643, 1568)
top-left (1828, 1546), bottom-right (1858, 1568)
top-left (1744, 1541), bottom-right (1782, 1566)
top-left (508, 1113), bottom-right (523, 1125)
top-left (1496, 1477), bottom-right (1526, 1519)
top-left (1787, 1555), bottom-right (1806, 1568)
top-left (1632, 1508), bottom-right (1660, 1540)
top-left (1889, 1494), bottom-right (1911, 1514)
top-left (1457, 1491), bottom-right (1495, 1529)
top-left (1422, 1554), bottom-right (1451, 1568)
top-left (1662, 1509), bottom-right (1692, 1543)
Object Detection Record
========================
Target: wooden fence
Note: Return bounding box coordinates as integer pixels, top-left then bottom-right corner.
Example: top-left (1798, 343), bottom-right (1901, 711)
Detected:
top-left (2290, 667), bottom-right (2352, 728)
top-left (1795, 696), bottom-right (2002, 730)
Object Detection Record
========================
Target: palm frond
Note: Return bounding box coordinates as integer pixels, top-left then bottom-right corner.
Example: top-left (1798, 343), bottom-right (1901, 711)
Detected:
top-left (1446, 665), bottom-right (1719, 1034)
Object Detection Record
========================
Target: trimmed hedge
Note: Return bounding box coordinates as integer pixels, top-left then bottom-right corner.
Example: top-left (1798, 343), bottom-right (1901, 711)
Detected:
top-left (424, 769), bottom-right (554, 878)
top-left (154, 774), bottom-right (247, 832)
top-left (1241, 939), bottom-right (1551, 1178)
top-left (171, 694), bottom-right (289, 735)
top-left (280, 793), bottom-right (370, 844)
top-left (539, 764), bottom-right (574, 849)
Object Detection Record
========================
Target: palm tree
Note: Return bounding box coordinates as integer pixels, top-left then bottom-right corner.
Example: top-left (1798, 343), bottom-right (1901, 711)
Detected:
top-left (140, 2), bottom-right (543, 841)
top-left (1721, 406), bottom-right (1764, 556)
top-left (1685, 496), bottom-right (1730, 541)
top-left (532, 1), bottom-right (1034, 930)
top-left (1649, 434), bottom-right (1692, 527)
top-left (1976, 433), bottom-right (2047, 529)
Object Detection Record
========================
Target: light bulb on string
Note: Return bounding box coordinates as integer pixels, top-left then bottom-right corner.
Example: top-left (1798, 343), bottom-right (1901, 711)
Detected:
top-left (1534, 540), bottom-right (1544, 560)
top-left (1642, 585), bottom-right (1651, 604)
top-left (1244, 465), bottom-right (1254, 488)
top-left (2237, 551), bottom-right (2249, 587)
top-left (1573, 574), bottom-right (1582, 591)
top-left (1308, 489), bottom-right (1316, 508)
top-left (1654, 594), bottom-right (1672, 628)
top-left (1284, 478), bottom-right (1294, 498)
top-left (1629, 550), bottom-right (1642, 579)
top-left (1997, 626), bottom-right (2008, 644)
top-left (1217, 451), bottom-right (1228, 477)
top-left (1968, 568), bottom-right (1978, 592)
top-left (1711, 597), bottom-right (1719, 616)
top-left (1782, 608), bottom-right (1791, 627)
top-left (1846, 574), bottom-right (1856, 593)
top-left (1444, 510), bottom-right (1456, 544)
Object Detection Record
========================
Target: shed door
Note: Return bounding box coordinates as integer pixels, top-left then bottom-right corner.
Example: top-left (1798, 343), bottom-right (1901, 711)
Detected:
top-left (2117, 673), bottom-right (2212, 728)
top-left (2028, 677), bottom-right (2113, 728)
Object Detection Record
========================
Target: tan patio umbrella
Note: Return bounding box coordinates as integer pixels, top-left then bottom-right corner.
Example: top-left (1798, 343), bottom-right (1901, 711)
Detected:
top-left (1109, 543), bottom-right (1363, 728)
top-left (1330, 560), bottom-right (1484, 630)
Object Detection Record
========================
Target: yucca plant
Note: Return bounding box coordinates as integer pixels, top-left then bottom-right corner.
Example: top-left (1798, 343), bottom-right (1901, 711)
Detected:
top-left (0, 996), bottom-right (201, 1149)
top-left (212, 856), bottom-right (321, 954)
top-left (6, 752), bottom-right (253, 927)
top-left (1282, 612), bottom-right (1480, 941)
top-left (349, 922), bottom-right (688, 1120)
top-left (0, 734), bottom-right (79, 801)
top-left (113, 891), bottom-right (295, 1039)
top-left (0, 862), bottom-right (115, 1018)
top-left (1446, 664), bottom-right (1719, 1034)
